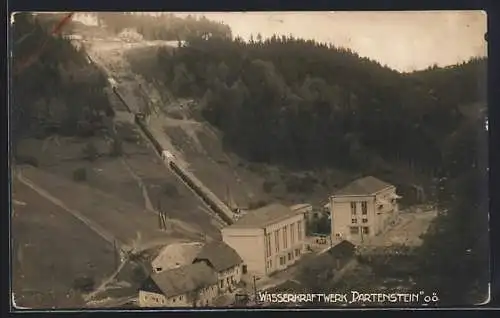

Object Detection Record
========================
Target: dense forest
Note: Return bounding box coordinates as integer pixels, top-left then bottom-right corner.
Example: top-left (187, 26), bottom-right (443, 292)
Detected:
top-left (96, 13), bottom-right (232, 41)
top-left (152, 35), bottom-right (488, 305)
top-left (11, 13), bottom-right (113, 156)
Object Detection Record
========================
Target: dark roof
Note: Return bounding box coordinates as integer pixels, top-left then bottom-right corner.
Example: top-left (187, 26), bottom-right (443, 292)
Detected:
top-left (193, 241), bottom-right (243, 272)
top-left (226, 203), bottom-right (301, 229)
top-left (326, 240), bottom-right (356, 258)
top-left (334, 176), bottom-right (393, 196)
top-left (143, 263), bottom-right (218, 297)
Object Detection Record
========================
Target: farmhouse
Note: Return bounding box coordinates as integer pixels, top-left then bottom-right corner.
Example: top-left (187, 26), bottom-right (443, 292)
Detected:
top-left (151, 242), bottom-right (204, 273)
top-left (138, 262), bottom-right (218, 308)
top-left (221, 203), bottom-right (306, 277)
top-left (192, 241), bottom-right (244, 293)
top-left (329, 176), bottom-right (402, 243)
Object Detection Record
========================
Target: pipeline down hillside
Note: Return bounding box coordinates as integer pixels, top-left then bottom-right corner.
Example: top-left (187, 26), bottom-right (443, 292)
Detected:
top-left (133, 113), bottom-right (235, 226)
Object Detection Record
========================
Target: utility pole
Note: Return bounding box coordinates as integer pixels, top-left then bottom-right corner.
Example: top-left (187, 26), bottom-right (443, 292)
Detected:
top-left (253, 276), bottom-right (258, 303)
top-left (113, 239), bottom-right (118, 270)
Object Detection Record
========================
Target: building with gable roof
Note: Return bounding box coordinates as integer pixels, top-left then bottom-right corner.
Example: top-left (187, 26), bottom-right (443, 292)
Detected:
top-left (138, 262), bottom-right (218, 308)
top-left (221, 203), bottom-right (307, 277)
top-left (192, 241), bottom-right (243, 293)
top-left (329, 176), bottom-right (402, 243)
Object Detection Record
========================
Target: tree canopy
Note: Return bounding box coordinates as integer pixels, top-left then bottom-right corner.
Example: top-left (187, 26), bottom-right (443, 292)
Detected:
top-left (11, 13), bottom-right (111, 151)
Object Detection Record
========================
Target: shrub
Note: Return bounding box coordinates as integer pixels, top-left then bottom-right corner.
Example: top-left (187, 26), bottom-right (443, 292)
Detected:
top-left (82, 142), bottom-right (99, 161)
top-left (109, 138), bottom-right (123, 157)
top-left (262, 180), bottom-right (276, 193)
top-left (15, 155), bottom-right (39, 167)
top-left (131, 264), bottom-right (148, 284)
top-left (72, 275), bottom-right (95, 293)
top-left (163, 182), bottom-right (179, 197)
top-left (73, 167), bottom-right (87, 182)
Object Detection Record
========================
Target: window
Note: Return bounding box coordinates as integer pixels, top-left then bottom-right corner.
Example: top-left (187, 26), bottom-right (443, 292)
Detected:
top-left (280, 256), bottom-right (286, 265)
top-left (265, 233), bottom-right (271, 257)
top-left (274, 231), bottom-right (280, 252)
top-left (350, 202), bottom-right (357, 215)
top-left (362, 227), bottom-right (370, 235)
top-left (361, 201), bottom-right (368, 215)
top-left (297, 221), bottom-right (303, 241)
top-left (288, 252), bottom-right (293, 261)
top-left (351, 218), bottom-right (357, 224)
top-left (350, 226), bottom-right (359, 235)
top-left (220, 280), bottom-right (224, 288)
top-left (290, 223), bottom-right (295, 244)
top-left (362, 218), bottom-right (368, 223)
top-left (283, 226), bottom-right (288, 249)
top-left (295, 248), bottom-right (301, 257)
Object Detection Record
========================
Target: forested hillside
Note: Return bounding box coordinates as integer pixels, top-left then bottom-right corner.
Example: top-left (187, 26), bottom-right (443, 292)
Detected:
top-left (11, 13), bottom-right (112, 156)
top-left (152, 34), bottom-right (488, 304)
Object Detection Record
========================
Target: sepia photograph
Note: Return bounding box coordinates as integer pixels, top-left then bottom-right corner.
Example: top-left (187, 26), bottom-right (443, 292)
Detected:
top-left (10, 11), bottom-right (488, 309)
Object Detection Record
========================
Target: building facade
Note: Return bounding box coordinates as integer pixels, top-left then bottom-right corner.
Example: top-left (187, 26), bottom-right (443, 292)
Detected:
top-left (221, 203), bottom-right (306, 277)
top-left (330, 176), bottom-right (401, 243)
top-left (192, 241), bottom-right (244, 293)
top-left (139, 262), bottom-right (218, 308)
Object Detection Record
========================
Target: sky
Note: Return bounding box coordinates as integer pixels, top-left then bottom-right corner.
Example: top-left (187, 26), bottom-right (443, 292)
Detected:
top-left (174, 11), bottom-right (487, 72)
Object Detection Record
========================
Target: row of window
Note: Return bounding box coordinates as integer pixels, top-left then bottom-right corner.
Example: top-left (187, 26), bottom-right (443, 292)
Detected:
top-left (350, 201), bottom-right (368, 215)
top-left (219, 276), bottom-right (236, 289)
top-left (352, 218), bottom-right (368, 224)
top-left (267, 249), bottom-right (302, 270)
top-left (350, 226), bottom-right (370, 235)
top-left (265, 221), bottom-right (304, 257)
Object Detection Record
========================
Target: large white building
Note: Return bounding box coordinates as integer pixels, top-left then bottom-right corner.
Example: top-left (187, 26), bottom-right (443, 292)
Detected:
top-left (329, 176), bottom-right (401, 244)
top-left (221, 203), bottom-right (306, 277)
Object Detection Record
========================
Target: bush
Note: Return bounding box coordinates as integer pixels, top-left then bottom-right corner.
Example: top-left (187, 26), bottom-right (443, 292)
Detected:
top-left (72, 275), bottom-right (95, 292)
top-left (109, 138), bottom-right (123, 157)
top-left (285, 175), bottom-right (316, 194)
top-left (82, 142), bottom-right (99, 161)
top-left (73, 167), bottom-right (87, 182)
top-left (15, 155), bottom-right (39, 167)
top-left (131, 264), bottom-right (148, 284)
top-left (163, 182), bottom-right (179, 197)
top-left (262, 180), bottom-right (276, 193)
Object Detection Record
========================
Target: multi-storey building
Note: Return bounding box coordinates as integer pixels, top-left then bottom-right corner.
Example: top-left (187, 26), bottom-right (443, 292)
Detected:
top-left (329, 176), bottom-right (402, 243)
top-left (221, 203), bottom-right (306, 277)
